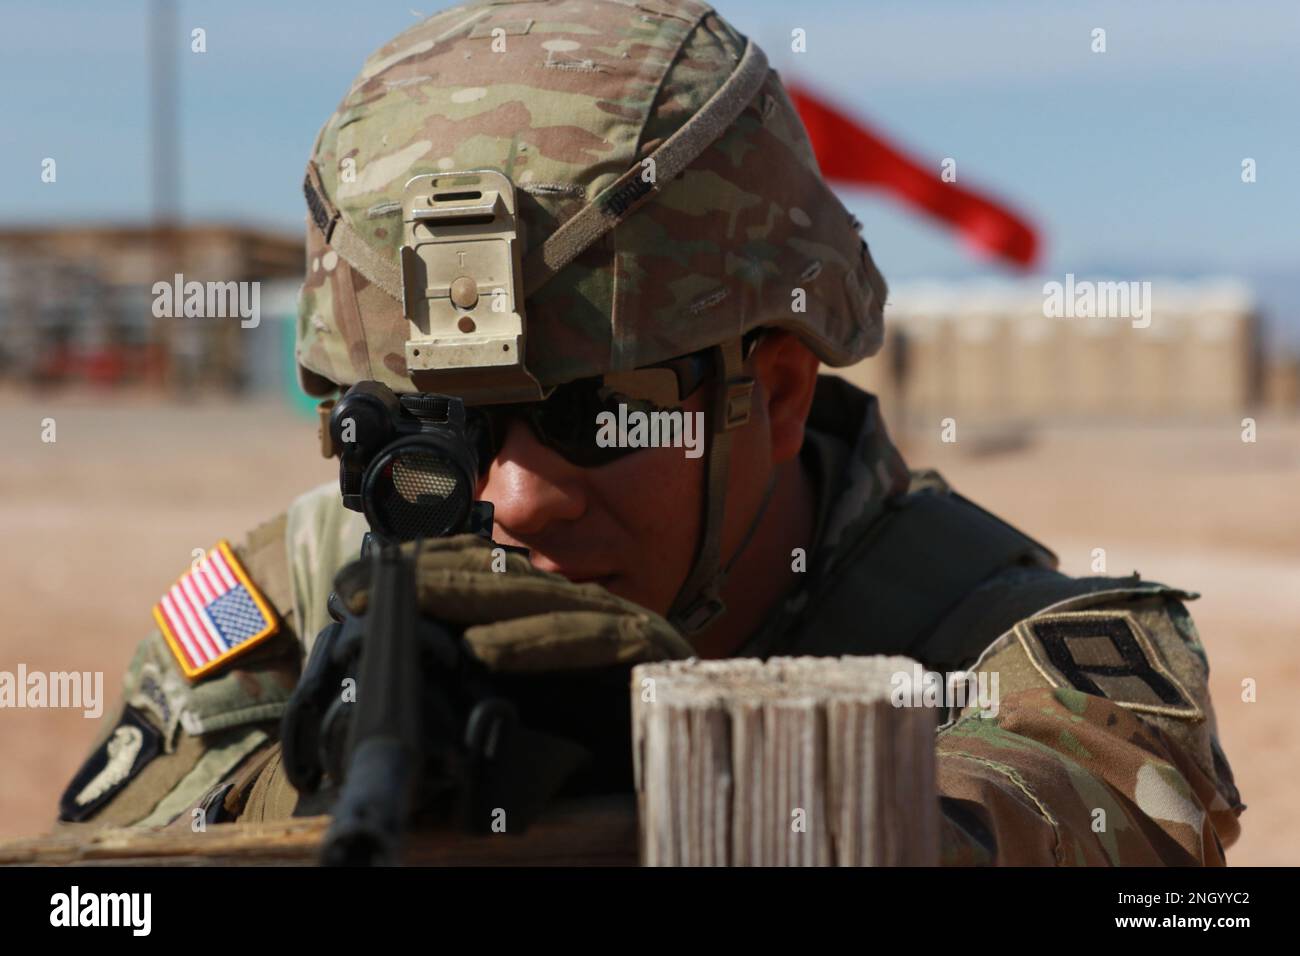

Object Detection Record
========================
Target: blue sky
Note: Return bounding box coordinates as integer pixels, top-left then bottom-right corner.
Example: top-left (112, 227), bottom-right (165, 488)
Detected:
top-left (3, 0), bottom-right (1297, 339)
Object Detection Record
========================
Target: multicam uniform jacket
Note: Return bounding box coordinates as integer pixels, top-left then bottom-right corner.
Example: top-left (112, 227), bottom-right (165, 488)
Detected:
top-left (58, 378), bottom-right (1244, 864)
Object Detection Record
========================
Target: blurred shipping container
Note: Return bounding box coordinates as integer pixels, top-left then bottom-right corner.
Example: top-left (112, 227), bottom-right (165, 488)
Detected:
top-left (839, 278), bottom-right (1282, 427)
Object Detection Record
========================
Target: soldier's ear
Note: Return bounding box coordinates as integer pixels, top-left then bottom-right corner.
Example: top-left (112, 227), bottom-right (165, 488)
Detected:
top-left (749, 331), bottom-right (820, 464)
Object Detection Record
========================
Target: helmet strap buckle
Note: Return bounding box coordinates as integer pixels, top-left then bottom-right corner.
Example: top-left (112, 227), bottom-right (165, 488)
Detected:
top-left (724, 376), bottom-right (754, 430)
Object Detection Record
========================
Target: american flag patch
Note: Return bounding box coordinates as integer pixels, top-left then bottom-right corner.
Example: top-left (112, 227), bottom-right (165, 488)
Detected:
top-left (152, 541), bottom-right (279, 681)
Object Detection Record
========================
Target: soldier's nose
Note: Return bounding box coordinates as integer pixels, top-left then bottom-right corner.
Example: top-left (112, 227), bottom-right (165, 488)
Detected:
top-left (479, 418), bottom-right (588, 537)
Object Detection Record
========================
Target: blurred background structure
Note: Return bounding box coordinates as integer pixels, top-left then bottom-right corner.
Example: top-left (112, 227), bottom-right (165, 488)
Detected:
top-left (4, 235), bottom-right (1296, 422)
top-left (1, 0), bottom-right (1297, 863)
top-left (0, 226), bottom-right (300, 393)
top-left (849, 278), bottom-right (1294, 427)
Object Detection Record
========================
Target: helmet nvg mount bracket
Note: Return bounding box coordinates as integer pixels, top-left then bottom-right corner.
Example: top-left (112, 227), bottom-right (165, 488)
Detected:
top-left (399, 170), bottom-right (546, 406)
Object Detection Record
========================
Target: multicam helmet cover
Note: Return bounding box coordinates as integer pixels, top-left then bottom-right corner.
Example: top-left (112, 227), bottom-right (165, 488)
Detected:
top-left (296, 0), bottom-right (887, 401)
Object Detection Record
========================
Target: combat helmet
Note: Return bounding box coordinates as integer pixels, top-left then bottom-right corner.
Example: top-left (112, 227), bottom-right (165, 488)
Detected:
top-left (296, 0), bottom-right (888, 634)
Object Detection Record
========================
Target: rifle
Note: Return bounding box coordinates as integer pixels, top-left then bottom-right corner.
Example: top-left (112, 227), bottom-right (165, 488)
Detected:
top-left (280, 383), bottom-right (590, 866)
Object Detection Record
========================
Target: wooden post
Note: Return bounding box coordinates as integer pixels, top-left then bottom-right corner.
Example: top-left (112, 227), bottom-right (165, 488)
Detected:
top-left (632, 656), bottom-right (940, 866)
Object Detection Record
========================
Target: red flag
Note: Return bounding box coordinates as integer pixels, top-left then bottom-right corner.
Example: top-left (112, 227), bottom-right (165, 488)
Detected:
top-left (788, 84), bottom-right (1040, 269)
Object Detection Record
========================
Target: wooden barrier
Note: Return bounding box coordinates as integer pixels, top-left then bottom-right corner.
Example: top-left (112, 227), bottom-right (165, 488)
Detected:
top-left (632, 656), bottom-right (940, 866)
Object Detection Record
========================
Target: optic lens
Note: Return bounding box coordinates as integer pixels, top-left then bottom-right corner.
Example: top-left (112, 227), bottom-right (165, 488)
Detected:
top-left (363, 440), bottom-right (471, 541)
top-left (391, 454), bottom-right (460, 504)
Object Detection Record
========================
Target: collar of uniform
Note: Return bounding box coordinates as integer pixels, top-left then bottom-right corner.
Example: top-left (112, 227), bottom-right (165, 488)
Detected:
top-left (728, 376), bottom-right (909, 659)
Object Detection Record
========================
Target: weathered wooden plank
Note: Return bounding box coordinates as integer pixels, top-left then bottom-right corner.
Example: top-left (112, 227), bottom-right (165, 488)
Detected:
top-left (633, 656), bottom-right (940, 866)
top-left (0, 795), bottom-right (638, 867)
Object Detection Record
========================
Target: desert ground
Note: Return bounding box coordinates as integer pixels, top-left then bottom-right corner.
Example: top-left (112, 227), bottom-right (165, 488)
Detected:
top-left (1, 386), bottom-right (1297, 864)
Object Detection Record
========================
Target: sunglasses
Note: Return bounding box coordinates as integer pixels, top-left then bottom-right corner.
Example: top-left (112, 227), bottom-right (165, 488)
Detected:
top-left (465, 348), bottom-right (714, 474)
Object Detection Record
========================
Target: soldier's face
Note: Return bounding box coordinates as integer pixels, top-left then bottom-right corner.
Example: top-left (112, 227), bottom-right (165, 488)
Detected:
top-left (475, 331), bottom-right (818, 620)
top-left (476, 385), bottom-right (710, 616)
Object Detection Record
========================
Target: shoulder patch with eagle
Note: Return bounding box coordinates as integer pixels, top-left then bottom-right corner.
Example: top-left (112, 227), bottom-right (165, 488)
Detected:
top-left (58, 706), bottom-right (162, 822)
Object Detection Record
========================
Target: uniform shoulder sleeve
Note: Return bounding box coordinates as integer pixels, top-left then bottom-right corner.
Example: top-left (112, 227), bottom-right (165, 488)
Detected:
top-left (934, 584), bottom-right (1244, 865)
top-left (285, 481), bottom-right (369, 656)
top-left (55, 512), bottom-right (302, 829)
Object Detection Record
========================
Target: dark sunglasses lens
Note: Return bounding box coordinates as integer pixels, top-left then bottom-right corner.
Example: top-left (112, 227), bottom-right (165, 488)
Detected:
top-left (466, 384), bottom-right (649, 473)
top-left (534, 384), bottom-right (633, 467)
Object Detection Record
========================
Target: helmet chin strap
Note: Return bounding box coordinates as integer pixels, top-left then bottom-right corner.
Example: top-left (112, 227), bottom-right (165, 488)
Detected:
top-left (668, 337), bottom-right (760, 637)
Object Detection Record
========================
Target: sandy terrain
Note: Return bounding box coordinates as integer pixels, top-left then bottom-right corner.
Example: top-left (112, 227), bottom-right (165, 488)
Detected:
top-left (1, 388), bottom-right (1296, 864)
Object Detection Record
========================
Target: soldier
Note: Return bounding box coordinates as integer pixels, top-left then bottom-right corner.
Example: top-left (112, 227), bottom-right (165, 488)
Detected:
top-left (58, 0), bottom-right (1242, 864)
